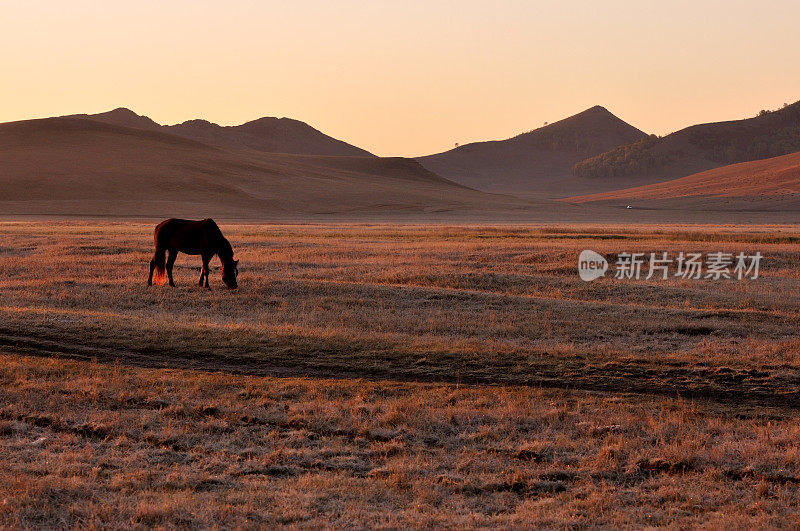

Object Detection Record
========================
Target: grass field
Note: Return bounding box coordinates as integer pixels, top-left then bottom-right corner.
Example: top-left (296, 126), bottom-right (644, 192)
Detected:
top-left (1, 221), bottom-right (799, 526)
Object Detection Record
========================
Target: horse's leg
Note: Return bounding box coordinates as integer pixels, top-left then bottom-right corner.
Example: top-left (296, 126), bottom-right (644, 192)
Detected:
top-left (198, 254), bottom-right (210, 287)
top-left (148, 257), bottom-right (156, 285)
top-left (166, 249), bottom-right (178, 287)
top-left (202, 254), bottom-right (211, 288)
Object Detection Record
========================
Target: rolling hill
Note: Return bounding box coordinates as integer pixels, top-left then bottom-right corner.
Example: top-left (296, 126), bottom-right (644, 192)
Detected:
top-left (565, 150), bottom-right (800, 213)
top-left (416, 106), bottom-right (648, 197)
top-left (0, 116), bottom-right (547, 219)
top-left (67, 107), bottom-right (373, 157)
top-left (573, 100), bottom-right (800, 182)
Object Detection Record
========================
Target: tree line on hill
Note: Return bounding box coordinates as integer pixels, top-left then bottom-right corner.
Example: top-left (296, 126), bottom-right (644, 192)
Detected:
top-left (572, 135), bottom-right (680, 178)
top-left (573, 127), bottom-right (800, 179)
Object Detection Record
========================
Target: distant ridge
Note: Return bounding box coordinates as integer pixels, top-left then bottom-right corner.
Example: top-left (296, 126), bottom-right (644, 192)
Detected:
top-left (565, 150), bottom-right (800, 213)
top-left (70, 107), bottom-right (162, 131)
top-left (164, 116), bottom-right (374, 157)
top-left (67, 107), bottom-right (373, 157)
top-left (417, 106), bottom-right (648, 196)
top-left (573, 100), bottom-right (800, 181)
top-left (0, 115), bottom-right (541, 219)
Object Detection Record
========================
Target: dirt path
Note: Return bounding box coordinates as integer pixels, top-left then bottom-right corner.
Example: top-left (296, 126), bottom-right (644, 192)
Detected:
top-left (2, 330), bottom-right (798, 412)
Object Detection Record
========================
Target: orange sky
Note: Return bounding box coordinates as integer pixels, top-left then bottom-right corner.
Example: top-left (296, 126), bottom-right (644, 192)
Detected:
top-left (2, 1), bottom-right (799, 156)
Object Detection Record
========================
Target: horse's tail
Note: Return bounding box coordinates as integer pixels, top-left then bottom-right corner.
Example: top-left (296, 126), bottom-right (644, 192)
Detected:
top-left (152, 248), bottom-right (167, 285)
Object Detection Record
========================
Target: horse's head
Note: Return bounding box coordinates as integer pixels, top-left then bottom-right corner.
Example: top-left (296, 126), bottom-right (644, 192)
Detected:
top-left (222, 259), bottom-right (239, 289)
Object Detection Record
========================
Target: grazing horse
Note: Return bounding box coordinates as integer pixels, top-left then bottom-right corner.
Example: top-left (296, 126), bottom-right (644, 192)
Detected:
top-left (148, 218), bottom-right (239, 288)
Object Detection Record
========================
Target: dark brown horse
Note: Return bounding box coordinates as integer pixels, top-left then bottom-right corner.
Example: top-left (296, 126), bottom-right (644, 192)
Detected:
top-left (148, 218), bottom-right (239, 288)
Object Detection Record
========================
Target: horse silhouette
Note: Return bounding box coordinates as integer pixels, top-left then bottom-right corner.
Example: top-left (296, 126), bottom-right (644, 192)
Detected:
top-left (148, 218), bottom-right (238, 288)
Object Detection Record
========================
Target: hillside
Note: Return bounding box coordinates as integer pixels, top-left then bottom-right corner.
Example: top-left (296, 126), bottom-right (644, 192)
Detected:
top-left (69, 107), bottom-right (162, 131)
top-left (0, 116), bottom-right (544, 219)
top-left (164, 116), bottom-right (374, 157)
top-left (565, 150), bottom-right (800, 212)
top-left (67, 107), bottom-right (373, 157)
top-left (416, 106), bottom-right (648, 197)
top-left (573, 100), bottom-right (800, 181)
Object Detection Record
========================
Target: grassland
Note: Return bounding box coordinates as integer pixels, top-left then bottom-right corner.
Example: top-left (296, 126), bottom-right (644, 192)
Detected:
top-left (1, 221), bottom-right (799, 527)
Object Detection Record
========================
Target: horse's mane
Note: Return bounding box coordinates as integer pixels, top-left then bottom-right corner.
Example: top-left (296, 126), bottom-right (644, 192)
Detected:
top-left (218, 236), bottom-right (234, 262)
top-left (204, 218), bottom-right (233, 263)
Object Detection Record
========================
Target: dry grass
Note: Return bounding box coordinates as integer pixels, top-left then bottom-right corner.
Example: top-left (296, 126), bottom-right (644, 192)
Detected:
top-left (1, 221), bottom-right (799, 526)
top-left (2, 222), bottom-right (800, 399)
top-left (1, 353), bottom-right (799, 528)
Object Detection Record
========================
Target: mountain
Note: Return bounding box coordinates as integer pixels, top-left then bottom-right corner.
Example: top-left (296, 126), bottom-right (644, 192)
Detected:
top-left (164, 116), bottom-right (374, 157)
top-left (67, 107), bottom-right (373, 157)
top-left (69, 107), bottom-right (162, 131)
top-left (0, 116), bottom-right (544, 219)
top-left (416, 106), bottom-right (648, 197)
top-left (573, 100), bottom-right (800, 182)
top-left (564, 150), bottom-right (800, 213)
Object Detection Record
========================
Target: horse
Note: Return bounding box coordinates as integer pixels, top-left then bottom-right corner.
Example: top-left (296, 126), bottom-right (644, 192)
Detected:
top-left (148, 218), bottom-right (239, 289)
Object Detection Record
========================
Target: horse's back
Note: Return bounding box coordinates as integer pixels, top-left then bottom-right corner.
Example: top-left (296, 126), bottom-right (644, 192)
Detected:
top-left (155, 218), bottom-right (191, 243)
top-left (153, 218), bottom-right (220, 252)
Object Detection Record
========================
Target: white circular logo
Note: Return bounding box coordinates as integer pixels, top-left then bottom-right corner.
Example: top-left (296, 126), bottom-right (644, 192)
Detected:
top-left (578, 250), bottom-right (608, 282)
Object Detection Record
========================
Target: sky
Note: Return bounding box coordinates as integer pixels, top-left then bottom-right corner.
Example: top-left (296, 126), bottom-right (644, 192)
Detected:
top-left (1, 0), bottom-right (799, 157)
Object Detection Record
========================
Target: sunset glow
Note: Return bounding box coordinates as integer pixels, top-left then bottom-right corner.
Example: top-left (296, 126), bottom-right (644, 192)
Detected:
top-left (2, 0), bottom-right (799, 156)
